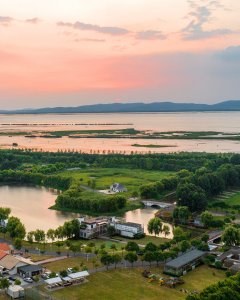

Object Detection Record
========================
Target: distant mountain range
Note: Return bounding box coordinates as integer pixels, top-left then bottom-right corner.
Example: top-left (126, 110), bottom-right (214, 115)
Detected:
top-left (1, 100), bottom-right (240, 114)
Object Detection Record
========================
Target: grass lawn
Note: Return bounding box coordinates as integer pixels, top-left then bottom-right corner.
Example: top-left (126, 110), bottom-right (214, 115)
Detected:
top-left (51, 265), bottom-right (225, 300)
top-left (58, 167), bottom-right (174, 194)
top-left (113, 235), bottom-right (169, 246)
top-left (28, 253), bottom-right (55, 262)
top-left (43, 256), bottom-right (101, 272)
top-left (222, 191), bottom-right (240, 206)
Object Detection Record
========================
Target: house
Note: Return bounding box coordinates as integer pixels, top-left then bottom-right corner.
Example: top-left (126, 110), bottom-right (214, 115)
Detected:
top-left (110, 220), bottom-right (144, 238)
top-left (0, 255), bottom-right (33, 275)
top-left (216, 247), bottom-right (240, 269)
top-left (110, 183), bottom-right (127, 193)
top-left (0, 219), bottom-right (8, 228)
top-left (17, 264), bottom-right (43, 278)
top-left (164, 249), bottom-right (206, 276)
top-left (78, 217), bottom-right (108, 239)
top-left (7, 285), bottom-right (24, 299)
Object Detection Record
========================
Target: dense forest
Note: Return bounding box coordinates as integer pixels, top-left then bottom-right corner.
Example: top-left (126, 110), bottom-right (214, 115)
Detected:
top-left (0, 149), bottom-right (239, 172)
top-left (187, 272), bottom-right (240, 300)
top-left (1, 149), bottom-right (240, 214)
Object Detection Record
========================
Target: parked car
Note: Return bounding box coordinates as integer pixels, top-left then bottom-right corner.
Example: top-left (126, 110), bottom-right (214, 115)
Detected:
top-left (67, 268), bottom-right (73, 273)
top-left (41, 273), bottom-right (49, 279)
top-left (24, 277), bottom-right (33, 283)
top-left (8, 276), bottom-right (15, 281)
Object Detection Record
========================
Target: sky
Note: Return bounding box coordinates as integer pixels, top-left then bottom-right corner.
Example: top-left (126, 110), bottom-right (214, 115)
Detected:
top-left (0, 0), bottom-right (240, 109)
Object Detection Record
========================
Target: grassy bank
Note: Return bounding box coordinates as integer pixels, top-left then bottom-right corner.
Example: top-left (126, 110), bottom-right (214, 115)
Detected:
top-left (51, 266), bottom-right (225, 300)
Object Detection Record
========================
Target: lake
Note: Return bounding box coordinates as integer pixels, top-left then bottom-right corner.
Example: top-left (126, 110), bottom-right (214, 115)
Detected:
top-left (1, 112), bottom-right (240, 153)
top-left (0, 185), bottom-right (172, 237)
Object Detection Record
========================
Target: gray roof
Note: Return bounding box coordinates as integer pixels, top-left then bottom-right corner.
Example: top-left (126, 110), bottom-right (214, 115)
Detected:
top-left (165, 249), bottom-right (205, 269)
top-left (111, 183), bottom-right (126, 190)
top-left (17, 264), bottom-right (42, 273)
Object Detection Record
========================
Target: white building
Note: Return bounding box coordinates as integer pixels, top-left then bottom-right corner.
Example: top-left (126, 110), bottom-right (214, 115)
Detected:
top-left (78, 217), bottom-right (108, 239)
top-left (110, 221), bottom-right (144, 238)
top-left (110, 183), bottom-right (127, 193)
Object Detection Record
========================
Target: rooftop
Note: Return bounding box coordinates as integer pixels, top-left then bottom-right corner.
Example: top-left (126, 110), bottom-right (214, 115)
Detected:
top-left (68, 271), bottom-right (89, 279)
top-left (116, 222), bottom-right (143, 229)
top-left (0, 243), bottom-right (11, 252)
top-left (165, 249), bottom-right (205, 269)
top-left (0, 255), bottom-right (21, 270)
top-left (217, 247), bottom-right (240, 262)
top-left (18, 264), bottom-right (42, 273)
top-left (0, 250), bottom-right (8, 261)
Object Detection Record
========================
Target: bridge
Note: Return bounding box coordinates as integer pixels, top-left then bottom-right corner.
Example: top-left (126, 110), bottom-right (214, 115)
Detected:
top-left (141, 200), bottom-right (173, 209)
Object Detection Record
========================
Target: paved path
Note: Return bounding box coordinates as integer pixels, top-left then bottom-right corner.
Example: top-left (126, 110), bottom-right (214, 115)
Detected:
top-left (37, 256), bottom-right (68, 264)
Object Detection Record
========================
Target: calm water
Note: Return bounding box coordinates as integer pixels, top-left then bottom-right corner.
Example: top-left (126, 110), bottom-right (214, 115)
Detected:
top-left (0, 185), bottom-right (79, 232)
top-left (0, 112), bottom-right (240, 153)
top-left (125, 208), bottom-right (173, 238)
top-left (0, 185), bottom-right (172, 236)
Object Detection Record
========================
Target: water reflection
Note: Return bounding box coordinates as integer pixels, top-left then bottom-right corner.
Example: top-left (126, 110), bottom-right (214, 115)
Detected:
top-left (125, 208), bottom-right (173, 238)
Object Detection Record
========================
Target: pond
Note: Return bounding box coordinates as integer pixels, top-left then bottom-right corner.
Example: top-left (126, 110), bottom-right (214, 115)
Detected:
top-left (0, 185), bottom-right (173, 238)
top-left (0, 185), bottom-right (79, 232)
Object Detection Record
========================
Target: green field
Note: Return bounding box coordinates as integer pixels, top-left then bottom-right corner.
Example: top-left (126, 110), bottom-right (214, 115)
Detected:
top-left (221, 191), bottom-right (240, 206)
top-left (58, 167), bottom-right (174, 193)
top-left (51, 266), bottom-right (225, 300)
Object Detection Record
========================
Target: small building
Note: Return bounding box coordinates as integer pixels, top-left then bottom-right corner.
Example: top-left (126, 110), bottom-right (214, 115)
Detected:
top-left (229, 263), bottom-right (240, 275)
top-left (78, 217), bottom-right (108, 239)
top-left (110, 221), bottom-right (144, 238)
top-left (45, 276), bottom-right (63, 289)
top-left (7, 285), bottom-right (24, 299)
top-left (164, 249), bottom-right (206, 276)
top-left (17, 264), bottom-right (43, 278)
top-left (216, 247), bottom-right (240, 269)
top-left (110, 183), bottom-right (127, 193)
top-left (0, 255), bottom-right (29, 275)
top-left (68, 270), bottom-right (89, 280)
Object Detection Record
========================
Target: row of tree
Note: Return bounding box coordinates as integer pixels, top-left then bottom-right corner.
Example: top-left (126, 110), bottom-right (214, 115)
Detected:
top-left (56, 186), bottom-right (127, 213)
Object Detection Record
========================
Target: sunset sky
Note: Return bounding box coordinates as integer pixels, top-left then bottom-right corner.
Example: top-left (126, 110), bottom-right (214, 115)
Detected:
top-left (0, 0), bottom-right (239, 109)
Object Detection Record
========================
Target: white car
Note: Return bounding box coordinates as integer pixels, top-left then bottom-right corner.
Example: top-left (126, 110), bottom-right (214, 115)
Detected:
top-left (24, 277), bottom-right (33, 283)
top-left (67, 268), bottom-right (73, 273)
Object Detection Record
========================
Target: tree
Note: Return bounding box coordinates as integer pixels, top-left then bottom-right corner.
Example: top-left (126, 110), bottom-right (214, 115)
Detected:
top-left (143, 251), bottom-right (155, 267)
top-left (162, 224), bottom-right (170, 237)
top-left (176, 183), bottom-right (206, 212)
top-left (173, 206), bottom-right (190, 224)
top-left (27, 231), bottom-right (34, 244)
top-left (14, 238), bottom-right (22, 250)
top-left (200, 211), bottom-right (214, 228)
top-left (69, 244), bottom-right (79, 256)
top-left (6, 216), bottom-right (26, 239)
top-left (107, 226), bottom-right (116, 237)
top-left (47, 229), bottom-right (55, 243)
top-left (147, 218), bottom-right (163, 236)
top-left (173, 226), bottom-right (187, 243)
top-left (101, 254), bottom-right (113, 270)
top-left (154, 251), bottom-right (164, 266)
top-left (125, 252), bottom-right (138, 267)
top-left (125, 241), bottom-right (139, 252)
top-left (14, 279), bottom-right (21, 285)
top-left (110, 244), bottom-right (117, 253)
top-left (34, 229), bottom-right (45, 243)
top-left (60, 270), bottom-right (68, 277)
top-left (144, 242), bottom-right (157, 252)
top-left (0, 278), bottom-right (10, 289)
top-left (179, 240), bottom-right (191, 253)
top-left (0, 207), bottom-right (11, 222)
top-left (112, 254), bottom-right (121, 269)
top-left (222, 225), bottom-right (240, 246)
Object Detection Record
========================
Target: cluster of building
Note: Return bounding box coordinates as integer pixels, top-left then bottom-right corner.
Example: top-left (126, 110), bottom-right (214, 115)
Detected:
top-left (78, 216), bottom-right (144, 239)
top-left (0, 243), bottom-right (43, 278)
